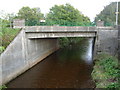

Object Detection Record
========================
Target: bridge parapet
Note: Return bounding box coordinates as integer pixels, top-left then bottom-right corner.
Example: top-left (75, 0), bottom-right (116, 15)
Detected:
top-left (25, 26), bottom-right (97, 32)
top-left (24, 26), bottom-right (98, 38)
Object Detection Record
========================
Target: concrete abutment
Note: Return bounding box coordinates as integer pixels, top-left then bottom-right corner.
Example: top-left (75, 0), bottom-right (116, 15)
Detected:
top-left (0, 30), bottom-right (59, 85)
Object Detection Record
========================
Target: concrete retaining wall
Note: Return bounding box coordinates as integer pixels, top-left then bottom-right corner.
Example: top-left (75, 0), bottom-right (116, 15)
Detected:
top-left (96, 29), bottom-right (118, 56)
top-left (0, 30), bottom-right (59, 85)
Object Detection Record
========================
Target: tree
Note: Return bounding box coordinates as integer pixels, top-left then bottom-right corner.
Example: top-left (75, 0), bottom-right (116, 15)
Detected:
top-left (46, 4), bottom-right (91, 26)
top-left (118, 2), bottom-right (120, 25)
top-left (95, 2), bottom-right (120, 26)
top-left (17, 7), bottom-right (44, 26)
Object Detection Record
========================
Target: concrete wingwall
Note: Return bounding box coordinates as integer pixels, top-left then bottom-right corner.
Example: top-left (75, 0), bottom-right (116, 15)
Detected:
top-left (0, 29), bottom-right (59, 85)
top-left (95, 28), bottom-right (118, 56)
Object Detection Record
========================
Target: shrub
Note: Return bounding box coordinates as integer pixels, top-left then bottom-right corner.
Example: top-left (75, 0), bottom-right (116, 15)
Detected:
top-left (0, 85), bottom-right (7, 90)
top-left (0, 27), bottom-right (20, 53)
top-left (92, 53), bottom-right (120, 88)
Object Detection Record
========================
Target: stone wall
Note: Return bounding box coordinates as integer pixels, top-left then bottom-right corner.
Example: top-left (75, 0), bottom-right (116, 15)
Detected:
top-left (95, 28), bottom-right (118, 56)
top-left (0, 30), bottom-right (59, 85)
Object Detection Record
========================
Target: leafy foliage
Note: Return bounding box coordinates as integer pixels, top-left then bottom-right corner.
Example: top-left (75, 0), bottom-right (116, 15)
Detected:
top-left (17, 7), bottom-right (44, 26)
top-left (0, 18), bottom-right (20, 54)
top-left (59, 37), bottom-right (84, 48)
top-left (0, 85), bottom-right (7, 90)
top-left (46, 4), bottom-right (91, 26)
top-left (92, 53), bottom-right (120, 88)
top-left (95, 2), bottom-right (120, 26)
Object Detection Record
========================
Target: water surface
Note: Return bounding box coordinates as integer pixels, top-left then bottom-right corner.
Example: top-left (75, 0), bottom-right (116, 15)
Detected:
top-left (7, 38), bottom-right (95, 88)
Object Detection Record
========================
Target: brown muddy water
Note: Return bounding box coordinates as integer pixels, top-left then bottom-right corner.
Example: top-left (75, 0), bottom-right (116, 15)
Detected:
top-left (7, 38), bottom-right (95, 88)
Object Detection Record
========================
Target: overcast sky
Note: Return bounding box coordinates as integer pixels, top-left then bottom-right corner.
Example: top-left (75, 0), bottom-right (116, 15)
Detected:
top-left (0, 0), bottom-right (119, 21)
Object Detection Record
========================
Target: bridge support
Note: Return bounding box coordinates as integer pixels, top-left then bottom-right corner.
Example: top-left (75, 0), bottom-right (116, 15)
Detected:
top-left (95, 27), bottom-right (118, 56)
top-left (0, 30), bottom-right (59, 85)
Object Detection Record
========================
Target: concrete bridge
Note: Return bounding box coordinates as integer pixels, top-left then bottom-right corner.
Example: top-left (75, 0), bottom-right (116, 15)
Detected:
top-left (0, 20), bottom-right (119, 85)
top-left (25, 26), bottom-right (97, 38)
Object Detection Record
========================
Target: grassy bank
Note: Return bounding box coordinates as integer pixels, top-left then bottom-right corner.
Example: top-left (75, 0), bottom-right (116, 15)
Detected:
top-left (92, 53), bottom-right (120, 88)
top-left (0, 27), bottom-right (20, 54)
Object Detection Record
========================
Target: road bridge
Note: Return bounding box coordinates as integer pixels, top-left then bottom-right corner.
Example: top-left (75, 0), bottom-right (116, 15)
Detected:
top-left (0, 20), bottom-right (119, 86)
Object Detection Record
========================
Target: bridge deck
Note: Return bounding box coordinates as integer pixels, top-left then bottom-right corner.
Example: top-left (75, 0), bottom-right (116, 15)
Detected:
top-left (25, 26), bottom-right (97, 32)
top-left (24, 26), bottom-right (116, 39)
top-left (25, 26), bottom-right (97, 38)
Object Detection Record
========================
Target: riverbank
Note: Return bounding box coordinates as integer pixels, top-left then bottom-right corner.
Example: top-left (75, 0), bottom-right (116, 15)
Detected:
top-left (0, 27), bottom-right (20, 54)
top-left (92, 53), bottom-right (120, 88)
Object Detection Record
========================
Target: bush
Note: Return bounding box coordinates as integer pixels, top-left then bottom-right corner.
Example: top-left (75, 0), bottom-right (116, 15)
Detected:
top-left (58, 37), bottom-right (84, 48)
top-left (0, 85), bottom-right (7, 90)
top-left (92, 53), bottom-right (120, 88)
top-left (0, 27), bottom-right (20, 53)
top-left (0, 46), bottom-right (5, 54)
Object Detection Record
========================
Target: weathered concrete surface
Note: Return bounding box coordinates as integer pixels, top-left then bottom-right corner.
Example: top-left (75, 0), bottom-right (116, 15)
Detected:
top-left (13, 19), bottom-right (25, 28)
top-left (0, 30), bottom-right (59, 85)
top-left (26, 32), bottom-right (96, 38)
top-left (96, 21), bottom-right (104, 26)
top-left (25, 26), bottom-right (97, 32)
top-left (95, 27), bottom-right (118, 56)
top-left (25, 26), bottom-right (97, 38)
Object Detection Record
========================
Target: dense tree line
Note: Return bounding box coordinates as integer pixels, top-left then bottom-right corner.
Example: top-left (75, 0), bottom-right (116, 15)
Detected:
top-left (45, 4), bottom-right (91, 26)
top-left (95, 2), bottom-right (120, 26)
top-left (17, 4), bottom-right (91, 26)
top-left (17, 7), bottom-right (44, 26)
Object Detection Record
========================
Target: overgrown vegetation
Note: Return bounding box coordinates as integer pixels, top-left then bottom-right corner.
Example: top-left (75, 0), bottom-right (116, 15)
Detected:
top-left (16, 4), bottom-right (92, 26)
top-left (46, 4), bottom-right (91, 26)
top-left (95, 2), bottom-right (120, 26)
top-left (0, 19), bottom-right (20, 54)
top-left (59, 37), bottom-right (84, 48)
top-left (17, 7), bottom-right (44, 26)
top-left (92, 53), bottom-right (120, 88)
top-left (0, 85), bottom-right (7, 90)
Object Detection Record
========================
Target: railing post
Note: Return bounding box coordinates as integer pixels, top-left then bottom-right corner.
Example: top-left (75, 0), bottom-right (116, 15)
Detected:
top-left (96, 21), bottom-right (104, 27)
top-left (13, 19), bottom-right (25, 28)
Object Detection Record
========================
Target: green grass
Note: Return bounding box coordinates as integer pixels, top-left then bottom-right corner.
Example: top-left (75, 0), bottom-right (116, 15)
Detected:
top-left (0, 27), bottom-right (20, 54)
top-left (92, 53), bottom-right (120, 88)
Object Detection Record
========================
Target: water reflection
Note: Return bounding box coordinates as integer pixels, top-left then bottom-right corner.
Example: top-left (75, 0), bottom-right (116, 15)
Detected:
top-left (7, 38), bottom-right (95, 88)
top-left (82, 38), bottom-right (94, 64)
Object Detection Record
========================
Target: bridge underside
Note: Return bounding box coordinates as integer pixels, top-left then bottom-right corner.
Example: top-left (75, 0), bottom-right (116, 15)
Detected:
top-left (26, 32), bottom-right (96, 39)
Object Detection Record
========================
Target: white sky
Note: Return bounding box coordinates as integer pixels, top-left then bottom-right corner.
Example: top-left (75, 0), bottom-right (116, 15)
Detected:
top-left (0, 0), bottom-right (119, 21)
